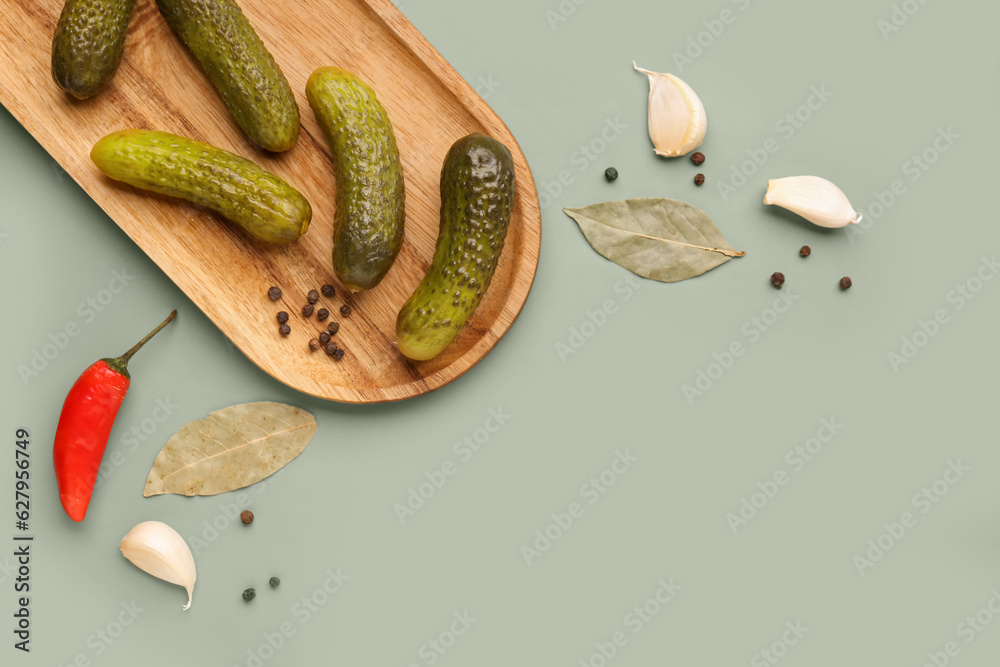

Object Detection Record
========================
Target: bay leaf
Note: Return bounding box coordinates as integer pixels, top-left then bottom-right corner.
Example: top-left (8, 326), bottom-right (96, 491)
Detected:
top-left (143, 402), bottom-right (317, 497)
top-left (564, 198), bottom-right (745, 282)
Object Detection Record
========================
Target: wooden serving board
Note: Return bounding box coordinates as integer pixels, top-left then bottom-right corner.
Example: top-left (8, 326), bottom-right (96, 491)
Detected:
top-left (0, 0), bottom-right (541, 403)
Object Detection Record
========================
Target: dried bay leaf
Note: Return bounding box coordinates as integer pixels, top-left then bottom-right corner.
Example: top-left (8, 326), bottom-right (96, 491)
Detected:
top-left (143, 402), bottom-right (317, 497)
top-left (564, 198), bottom-right (745, 282)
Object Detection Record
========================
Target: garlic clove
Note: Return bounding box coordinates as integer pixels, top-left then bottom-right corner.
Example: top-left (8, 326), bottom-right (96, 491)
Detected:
top-left (120, 520), bottom-right (196, 610)
top-left (763, 176), bottom-right (861, 229)
top-left (634, 63), bottom-right (707, 158)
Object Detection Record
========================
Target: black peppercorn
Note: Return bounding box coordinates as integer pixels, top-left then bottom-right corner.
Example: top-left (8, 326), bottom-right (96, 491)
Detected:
top-left (240, 510), bottom-right (253, 524)
top-left (302, 304), bottom-right (314, 318)
top-left (243, 588), bottom-right (256, 602)
top-left (771, 272), bottom-right (785, 288)
top-left (691, 152), bottom-right (706, 166)
top-left (840, 277), bottom-right (852, 290)
top-left (307, 289), bottom-right (320, 304)
top-left (319, 331), bottom-right (331, 345)
top-left (267, 286), bottom-right (282, 301)
top-left (317, 308), bottom-right (329, 321)
top-left (800, 245), bottom-right (811, 257)
top-left (276, 311), bottom-right (289, 324)
top-left (269, 577), bottom-right (280, 588)
top-left (339, 305), bottom-right (351, 316)
top-left (279, 323), bottom-right (291, 336)
top-left (332, 347), bottom-right (345, 361)
top-left (325, 342), bottom-right (338, 356)
top-left (327, 321), bottom-right (340, 335)
top-left (321, 284), bottom-right (335, 297)
top-left (309, 338), bottom-right (320, 351)
top-left (694, 173), bottom-right (705, 186)
top-left (604, 167), bottom-right (618, 182)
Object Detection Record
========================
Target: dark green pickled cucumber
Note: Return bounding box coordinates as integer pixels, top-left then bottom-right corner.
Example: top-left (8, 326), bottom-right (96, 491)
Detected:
top-left (155, 0), bottom-right (298, 152)
top-left (91, 130), bottom-right (310, 244)
top-left (306, 67), bottom-right (405, 292)
top-left (396, 134), bottom-right (516, 361)
top-left (51, 0), bottom-right (137, 99)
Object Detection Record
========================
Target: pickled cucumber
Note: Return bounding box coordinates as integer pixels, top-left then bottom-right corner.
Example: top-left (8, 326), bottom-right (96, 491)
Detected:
top-left (396, 134), bottom-right (516, 361)
top-left (306, 67), bottom-right (405, 292)
top-left (91, 130), bottom-right (311, 244)
top-left (155, 0), bottom-right (299, 152)
top-left (51, 0), bottom-right (137, 99)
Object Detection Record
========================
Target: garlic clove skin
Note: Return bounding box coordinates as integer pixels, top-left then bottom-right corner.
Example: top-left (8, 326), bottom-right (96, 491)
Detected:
top-left (764, 176), bottom-right (861, 229)
top-left (635, 63), bottom-right (707, 158)
top-left (120, 521), bottom-right (196, 610)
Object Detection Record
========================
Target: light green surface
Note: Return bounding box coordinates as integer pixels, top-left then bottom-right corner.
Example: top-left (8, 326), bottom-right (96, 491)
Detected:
top-left (2, 0), bottom-right (999, 665)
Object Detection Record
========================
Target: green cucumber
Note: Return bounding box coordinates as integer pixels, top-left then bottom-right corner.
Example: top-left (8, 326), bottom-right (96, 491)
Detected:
top-left (51, 0), bottom-right (137, 99)
top-left (396, 133), bottom-right (516, 361)
top-left (91, 130), bottom-right (311, 244)
top-left (306, 67), bottom-right (406, 292)
top-left (155, 0), bottom-right (299, 152)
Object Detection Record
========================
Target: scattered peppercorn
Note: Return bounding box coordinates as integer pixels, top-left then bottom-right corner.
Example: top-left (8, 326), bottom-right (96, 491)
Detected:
top-left (339, 305), bottom-right (351, 316)
top-left (267, 286), bottom-right (282, 301)
top-left (307, 289), bottom-right (320, 304)
top-left (243, 588), bottom-right (256, 602)
top-left (276, 311), bottom-right (289, 324)
top-left (309, 338), bottom-right (320, 351)
top-left (694, 173), bottom-right (705, 186)
top-left (840, 277), bottom-right (852, 290)
top-left (604, 167), bottom-right (618, 182)
top-left (321, 284), bottom-right (335, 297)
top-left (269, 577), bottom-right (280, 588)
top-left (302, 304), bottom-right (314, 318)
top-left (771, 272), bottom-right (785, 288)
top-left (317, 308), bottom-right (329, 321)
top-left (800, 245), bottom-right (811, 257)
top-left (333, 347), bottom-right (345, 361)
top-left (240, 510), bottom-right (253, 524)
top-left (327, 322), bottom-right (340, 335)
top-left (319, 331), bottom-right (331, 345)
top-left (325, 342), bottom-right (338, 356)
top-left (691, 152), bottom-right (706, 166)
top-left (279, 323), bottom-right (291, 336)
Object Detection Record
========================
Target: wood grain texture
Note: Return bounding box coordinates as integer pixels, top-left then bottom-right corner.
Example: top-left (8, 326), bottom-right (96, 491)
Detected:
top-left (0, 0), bottom-right (541, 403)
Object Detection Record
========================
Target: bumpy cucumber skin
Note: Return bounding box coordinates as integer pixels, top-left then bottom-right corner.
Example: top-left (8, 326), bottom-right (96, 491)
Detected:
top-left (91, 130), bottom-right (311, 244)
top-left (51, 0), bottom-right (137, 99)
top-left (396, 134), bottom-right (516, 361)
top-left (306, 67), bottom-right (405, 292)
top-left (155, 0), bottom-right (299, 152)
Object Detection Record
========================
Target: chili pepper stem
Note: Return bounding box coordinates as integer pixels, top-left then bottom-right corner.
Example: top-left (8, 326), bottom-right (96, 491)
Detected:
top-left (105, 310), bottom-right (177, 378)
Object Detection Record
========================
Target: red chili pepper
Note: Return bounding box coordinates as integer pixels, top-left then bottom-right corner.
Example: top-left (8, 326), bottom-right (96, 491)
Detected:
top-left (53, 310), bottom-right (176, 522)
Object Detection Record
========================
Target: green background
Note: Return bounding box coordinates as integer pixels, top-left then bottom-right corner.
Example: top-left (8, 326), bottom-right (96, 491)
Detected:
top-left (3, 0), bottom-right (999, 665)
